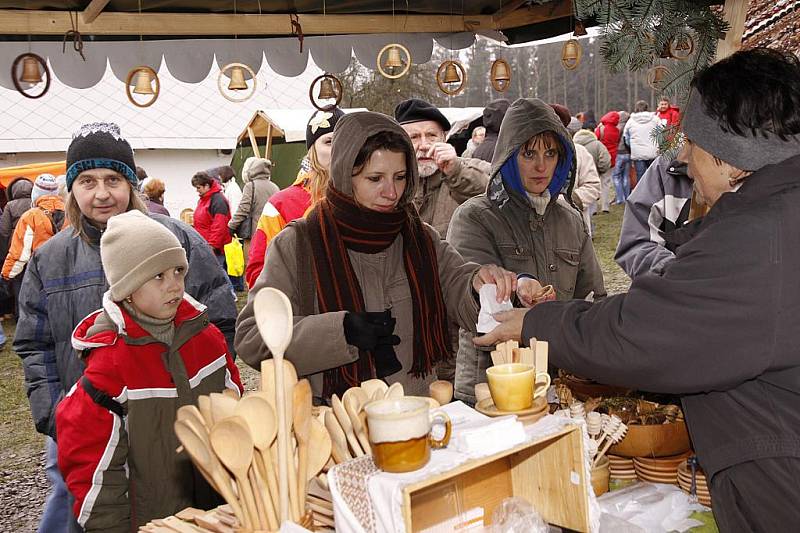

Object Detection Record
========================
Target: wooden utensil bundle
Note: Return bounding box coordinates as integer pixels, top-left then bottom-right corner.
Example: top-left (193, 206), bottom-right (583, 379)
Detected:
top-left (173, 359), bottom-right (331, 532)
top-left (565, 404), bottom-right (629, 467)
top-left (490, 338), bottom-right (549, 371)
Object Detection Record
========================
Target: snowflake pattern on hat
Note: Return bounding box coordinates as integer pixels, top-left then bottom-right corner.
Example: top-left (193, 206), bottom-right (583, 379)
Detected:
top-left (72, 122), bottom-right (124, 141)
top-left (308, 111), bottom-right (333, 134)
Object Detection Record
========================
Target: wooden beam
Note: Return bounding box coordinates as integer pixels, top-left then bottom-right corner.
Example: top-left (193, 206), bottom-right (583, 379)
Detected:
top-left (493, 0), bottom-right (572, 30)
top-left (265, 123), bottom-right (273, 160)
top-left (82, 0), bottom-right (111, 25)
top-left (492, 0), bottom-right (529, 21)
top-left (247, 126), bottom-right (260, 159)
top-left (0, 5), bottom-right (569, 36)
top-left (715, 0), bottom-right (748, 60)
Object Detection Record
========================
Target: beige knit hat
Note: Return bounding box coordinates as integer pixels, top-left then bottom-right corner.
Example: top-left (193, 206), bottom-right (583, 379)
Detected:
top-left (101, 210), bottom-right (188, 301)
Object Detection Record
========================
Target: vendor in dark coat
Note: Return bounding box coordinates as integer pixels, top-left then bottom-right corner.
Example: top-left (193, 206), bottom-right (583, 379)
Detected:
top-left (476, 48), bottom-right (800, 532)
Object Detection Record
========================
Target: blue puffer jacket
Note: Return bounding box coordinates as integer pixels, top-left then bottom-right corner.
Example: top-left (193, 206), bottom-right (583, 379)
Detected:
top-left (14, 213), bottom-right (237, 439)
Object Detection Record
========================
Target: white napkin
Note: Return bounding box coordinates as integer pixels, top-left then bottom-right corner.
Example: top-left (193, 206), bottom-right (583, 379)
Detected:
top-left (477, 284), bottom-right (513, 333)
top-left (450, 415), bottom-right (526, 457)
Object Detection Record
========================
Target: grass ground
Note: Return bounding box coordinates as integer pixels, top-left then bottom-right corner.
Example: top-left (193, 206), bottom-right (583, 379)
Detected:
top-left (0, 205), bottom-right (630, 528)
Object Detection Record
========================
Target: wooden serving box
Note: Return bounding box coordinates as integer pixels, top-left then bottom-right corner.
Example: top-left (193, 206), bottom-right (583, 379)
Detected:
top-left (401, 425), bottom-right (590, 532)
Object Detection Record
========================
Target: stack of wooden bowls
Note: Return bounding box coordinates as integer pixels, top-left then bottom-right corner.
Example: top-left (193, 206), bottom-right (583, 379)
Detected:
top-left (633, 451), bottom-right (692, 485)
top-left (677, 461), bottom-right (712, 507)
top-left (608, 454), bottom-right (637, 484)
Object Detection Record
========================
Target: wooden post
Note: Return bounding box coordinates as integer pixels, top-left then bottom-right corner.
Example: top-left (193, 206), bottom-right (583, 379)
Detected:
top-left (715, 0), bottom-right (748, 61)
top-left (265, 123), bottom-right (273, 160)
top-left (247, 126), bottom-right (261, 159)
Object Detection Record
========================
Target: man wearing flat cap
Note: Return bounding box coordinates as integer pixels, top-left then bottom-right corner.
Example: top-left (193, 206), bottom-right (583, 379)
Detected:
top-left (394, 98), bottom-right (490, 238)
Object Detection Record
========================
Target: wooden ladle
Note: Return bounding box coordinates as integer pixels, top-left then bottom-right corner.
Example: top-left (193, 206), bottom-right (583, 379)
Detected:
top-left (233, 394), bottom-right (280, 528)
top-left (209, 416), bottom-right (261, 529)
top-left (174, 419), bottom-right (245, 526)
top-left (253, 287), bottom-right (295, 524)
top-left (261, 358), bottom-right (299, 522)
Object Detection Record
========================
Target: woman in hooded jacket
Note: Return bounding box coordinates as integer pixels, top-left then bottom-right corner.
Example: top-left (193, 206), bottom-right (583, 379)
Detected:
top-left (447, 98), bottom-right (606, 405)
top-left (235, 112), bottom-right (516, 401)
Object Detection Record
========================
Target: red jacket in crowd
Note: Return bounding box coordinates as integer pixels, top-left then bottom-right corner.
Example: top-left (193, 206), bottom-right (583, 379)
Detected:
top-left (595, 111), bottom-right (621, 167)
top-left (658, 106), bottom-right (681, 126)
top-left (193, 181), bottom-right (232, 254)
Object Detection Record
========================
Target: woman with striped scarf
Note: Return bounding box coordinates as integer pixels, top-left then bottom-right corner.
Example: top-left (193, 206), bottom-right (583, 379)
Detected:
top-left (235, 111), bottom-right (516, 402)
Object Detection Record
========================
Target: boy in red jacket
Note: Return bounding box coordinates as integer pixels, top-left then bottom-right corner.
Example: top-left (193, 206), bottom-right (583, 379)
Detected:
top-left (56, 210), bottom-right (242, 532)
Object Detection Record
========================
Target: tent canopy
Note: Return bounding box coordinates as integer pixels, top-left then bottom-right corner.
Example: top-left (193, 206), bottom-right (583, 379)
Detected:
top-left (0, 160), bottom-right (65, 188)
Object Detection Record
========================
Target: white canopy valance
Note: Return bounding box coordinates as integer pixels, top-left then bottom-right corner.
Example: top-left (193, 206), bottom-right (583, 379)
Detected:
top-left (0, 32), bottom-right (477, 90)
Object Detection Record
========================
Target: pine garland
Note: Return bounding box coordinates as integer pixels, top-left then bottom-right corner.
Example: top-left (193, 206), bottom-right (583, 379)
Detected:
top-left (575, 0), bottom-right (729, 151)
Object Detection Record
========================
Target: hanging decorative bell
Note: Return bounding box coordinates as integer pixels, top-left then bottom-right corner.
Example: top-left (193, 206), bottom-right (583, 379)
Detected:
top-left (660, 43), bottom-right (674, 59)
top-left (490, 58), bottom-right (511, 92)
top-left (317, 76), bottom-right (338, 100)
top-left (647, 65), bottom-right (669, 89)
top-left (132, 68), bottom-right (155, 95)
top-left (19, 56), bottom-right (43, 84)
top-left (573, 21), bottom-right (588, 37)
top-left (493, 60), bottom-right (510, 82)
top-left (443, 62), bottom-right (461, 84)
top-left (385, 46), bottom-right (403, 69)
top-left (561, 39), bottom-right (582, 70)
top-left (227, 65), bottom-right (248, 91)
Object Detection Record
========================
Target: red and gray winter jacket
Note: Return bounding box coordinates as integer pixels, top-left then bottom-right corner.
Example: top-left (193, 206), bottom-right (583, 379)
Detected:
top-left (193, 181), bottom-right (232, 253)
top-left (56, 293), bottom-right (242, 532)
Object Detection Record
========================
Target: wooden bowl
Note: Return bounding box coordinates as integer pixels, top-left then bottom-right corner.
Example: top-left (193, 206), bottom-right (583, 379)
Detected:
top-left (591, 455), bottom-right (610, 496)
top-left (609, 421), bottom-right (691, 458)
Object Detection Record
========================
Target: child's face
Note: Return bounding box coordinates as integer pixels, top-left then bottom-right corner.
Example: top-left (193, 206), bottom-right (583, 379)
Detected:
top-left (128, 266), bottom-right (186, 320)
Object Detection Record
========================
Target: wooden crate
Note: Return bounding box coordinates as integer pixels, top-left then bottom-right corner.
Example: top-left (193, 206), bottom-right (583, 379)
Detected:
top-left (401, 425), bottom-right (589, 532)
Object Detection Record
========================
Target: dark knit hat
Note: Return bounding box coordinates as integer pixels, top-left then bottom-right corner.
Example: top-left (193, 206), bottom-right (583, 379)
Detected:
top-left (549, 104), bottom-right (572, 128)
top-left (66, 122), bottom-right (137, 191)
top-left (394, 98), bottom-right (451, 132)
top-left (306, 107), bottom-right (345, 149)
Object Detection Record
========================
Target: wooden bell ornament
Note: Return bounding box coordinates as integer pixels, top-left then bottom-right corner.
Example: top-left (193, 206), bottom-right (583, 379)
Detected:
top-left (436, 59), bottom-right (467, 96)
top-left (561, 39), bottom-right (582, 70)
top-left (125, 65), bottom-right (160, 108)
top-left (647, 65), bottom-right (669, 89)
top-left (309, 73), bottom-right (343, 111)
top-left (12, 53), bottom-right (51, 99)
top-left (377, 44), bottom-right (411, 79)
top-left (490, 58), bottom-right (511, 92)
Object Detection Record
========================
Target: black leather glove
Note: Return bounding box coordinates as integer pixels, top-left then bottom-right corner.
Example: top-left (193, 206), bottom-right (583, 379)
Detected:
top-left (343, 310), bottom-right (396, 351)
top-left (373, 336), bottom-right (402, 378)
top-left (228, 227), bottom-right (237, 237)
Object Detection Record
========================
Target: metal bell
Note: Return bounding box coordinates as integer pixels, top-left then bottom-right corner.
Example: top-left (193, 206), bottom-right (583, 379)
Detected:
top-left (385, 46), bottom-right (403, 68)
top-left (318, 77), bottom-right (337, 99)
top-left (227, 66), bottom-right (248, 91)
top-left (19, 56), bottom-right (43, 84)
top-left (443, 62), bottom-right (461, 84)
top-left (561, 39), bottom-right (582, 70)
top-left (492, 60), bottom-right (510, 82)
top-left (132, 68), bottom-right (155, 95)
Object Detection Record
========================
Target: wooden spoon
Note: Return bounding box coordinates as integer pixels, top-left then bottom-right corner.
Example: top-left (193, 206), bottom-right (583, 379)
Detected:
top-left (209, 417), bottom-right (261, 529)
top-left (253, 287), bottom-right (295, 524)
top-left (197, 395), bottom-right (214, 426)
top-left (174, 419), bottom-right (245, 526)
top-left (261, 358), bottom-right (299, 521)
top-left (177, 405), bottom-right (207, 429)
top-left (324, 409), bottom-right (351, 464)
top-left (429, 380), bottom-right (453, 406)
top-left (360, 379), bottom-right (388, 400)
top-left (385, 382), bottom-right (404, 400)
top-left (343, 392), bottom-right (371, 454)
top-left (332, 394), bottom-right (364, 457)
top-left (210, 392), bottom-right (238, 422)
top-left (233, 394), bottom-right (279, 528)
top-left (307, 417), bottom-right (332, 480)
top-left (293, 379), bottom-right (313, 519)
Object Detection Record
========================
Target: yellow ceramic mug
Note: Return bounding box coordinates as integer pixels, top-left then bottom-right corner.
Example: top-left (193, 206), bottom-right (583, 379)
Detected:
top-left (486, 363), bottom-right (551, 411)
top-left (364, 397), bottom-right (452, 473)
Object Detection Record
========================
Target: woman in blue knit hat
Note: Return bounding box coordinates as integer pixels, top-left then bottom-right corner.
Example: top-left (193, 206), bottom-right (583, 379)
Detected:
top-left (446, 98), bottom-right (606, 405)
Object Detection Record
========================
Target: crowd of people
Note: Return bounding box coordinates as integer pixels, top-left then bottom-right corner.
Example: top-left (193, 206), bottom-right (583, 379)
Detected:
top-left (2, 47), bottom-right (797, 532)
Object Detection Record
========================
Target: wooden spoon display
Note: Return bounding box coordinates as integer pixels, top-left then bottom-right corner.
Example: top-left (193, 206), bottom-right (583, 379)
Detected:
top-left (343, 392), bottom-right (371, 454)
top-left (332, 394), bottom-right (364, 457)
top-left (210, 392), bottom-right (238, 422)
top-left (325, 409), bottom-right (351, 464)
top-left (174, 420), bottom-right (244, 526)
top-left (209, 417), bottom-right (261, 529)
top-left (293, 379), bottom-right (312, 519)
top-left (360, 379), bottom-right (388, 400)
top-left (253, 288), bottom-right (295, 524)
